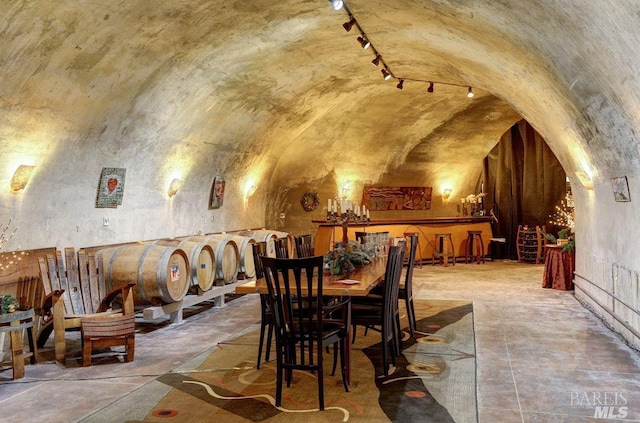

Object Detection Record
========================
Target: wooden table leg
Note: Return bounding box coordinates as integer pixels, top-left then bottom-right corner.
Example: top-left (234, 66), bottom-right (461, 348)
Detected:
top-left (9, 320), bottom-right (25, 380)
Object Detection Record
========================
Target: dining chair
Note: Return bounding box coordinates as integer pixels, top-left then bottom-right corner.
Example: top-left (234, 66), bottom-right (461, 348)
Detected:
top-left (350, 244), bottom-right (405, 376)
top-left (357, 235), bottom-right (418, 337)
top-left (260, 255), bottom-right (351, 411)
top-left (274, 238), bottom-right (290, 258)
top-left (253, 242), bottom-right (273, 370)
top-left (294, 234), bottom-right (314, 258)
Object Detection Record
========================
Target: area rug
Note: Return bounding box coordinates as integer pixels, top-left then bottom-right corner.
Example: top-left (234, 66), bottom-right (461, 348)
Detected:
top-left (86, 300), bottom-right (476, 423)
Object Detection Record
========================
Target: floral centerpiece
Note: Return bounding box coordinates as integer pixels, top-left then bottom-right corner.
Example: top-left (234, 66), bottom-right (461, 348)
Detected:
top-left (324, 240), bottom-right (374, 275)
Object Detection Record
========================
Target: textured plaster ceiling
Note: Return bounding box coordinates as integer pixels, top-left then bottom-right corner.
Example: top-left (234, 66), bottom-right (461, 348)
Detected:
top-left (2, 0), bottom-right (640, 246)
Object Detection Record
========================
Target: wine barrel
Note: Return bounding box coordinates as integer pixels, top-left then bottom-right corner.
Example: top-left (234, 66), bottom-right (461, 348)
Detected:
top-left (225, 234), bottom-right (256, 279)
top-left (153, 239), bottom-right (216, 292)
top-left (236, 229), bottom-right (278, 258)
top-left (271, 231), bottom-right (295, 258)
top-left (184, 234), bottom-right (239, 284)
top-left (97, 244), bottom-right (191, 305)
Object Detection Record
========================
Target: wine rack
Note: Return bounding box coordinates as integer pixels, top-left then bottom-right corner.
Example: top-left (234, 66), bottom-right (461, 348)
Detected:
top-left (516, 225), bottom-right (546, 264)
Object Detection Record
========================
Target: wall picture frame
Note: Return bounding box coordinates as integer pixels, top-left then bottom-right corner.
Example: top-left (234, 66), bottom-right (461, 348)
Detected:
top-left (362, 185), bottom-right (432, 211)
top-left (209, 176), bottom-right (226, 209)
top-left (95, 167), bottom-right (126, 208)
top-left (611, 176), bottom-right (631, 202)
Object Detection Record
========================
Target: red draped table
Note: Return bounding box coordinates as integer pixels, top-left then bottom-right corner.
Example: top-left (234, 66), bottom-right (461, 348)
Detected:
top-left (542, 244), bottom-right (575, 290)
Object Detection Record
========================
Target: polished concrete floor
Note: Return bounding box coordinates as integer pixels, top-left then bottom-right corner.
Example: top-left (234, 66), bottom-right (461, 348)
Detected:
top-left (1, 260), bottom-right (640, 422)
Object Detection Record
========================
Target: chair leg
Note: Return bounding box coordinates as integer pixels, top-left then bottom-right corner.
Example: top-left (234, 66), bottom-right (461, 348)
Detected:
top-left (275, 361), bottom-right (284, 407)
top-left (265, 324), bottom-right (273, 362)
top-left (317, 346), bottom-right (325, 411)
top-left (406, 296), bottom-right (416, 337)
top-left (331, 342), bottom-right (338, 376)
top-left (82, 338), bottom-right (92, 367)
top-left (339, 338), bottom-right (349, 392)
top-left (126, 335), bottom-right (135, 362)
top-left (257, 323), bottom-right (266, 369)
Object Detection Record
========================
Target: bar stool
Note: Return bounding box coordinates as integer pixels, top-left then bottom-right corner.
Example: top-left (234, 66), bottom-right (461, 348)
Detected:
top-left (403, 232), bottom-right (423, 268)
top-left (432, 233), bottom-right (455, 267)
top-left (465, 230), bottom-right (485, 264)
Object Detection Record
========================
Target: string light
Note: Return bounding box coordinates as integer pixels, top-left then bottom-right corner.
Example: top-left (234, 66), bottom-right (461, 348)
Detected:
top-left (549, 193), bottom-right (575, 231)
top-left (330, 1), bottom-right (475, 98)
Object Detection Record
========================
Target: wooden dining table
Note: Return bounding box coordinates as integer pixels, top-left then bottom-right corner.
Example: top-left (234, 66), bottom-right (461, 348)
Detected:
top-left (235, 256), bottom-right (388, 386)
top-left (235, 256), bottom-right (388, 297)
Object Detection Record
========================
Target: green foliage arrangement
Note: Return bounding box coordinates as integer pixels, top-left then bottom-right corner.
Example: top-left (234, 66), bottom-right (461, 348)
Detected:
top-left (543, 228), bottom-right (575, 253)
top-left (0, 294), bottom-right (19, 314)
top-left (324, 240), bottom-right (373, 275)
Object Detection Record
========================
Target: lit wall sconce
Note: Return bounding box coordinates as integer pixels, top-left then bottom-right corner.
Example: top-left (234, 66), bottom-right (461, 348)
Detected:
top-left (10, 165), bottom-right (36, 192)
top-left (575, 170), bottom-right (593, 190)
top-left (244, 182), bottom-right (258, 200)
top-left (442, 188), bottom-right (452, 202)
top-left (167, 178), bottom-right (184, 197)
top-left (339, 183), bottom-right (351, 201)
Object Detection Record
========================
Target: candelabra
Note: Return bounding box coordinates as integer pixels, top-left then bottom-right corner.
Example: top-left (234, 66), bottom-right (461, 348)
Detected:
top-left (326, 199), bottom-right (369, 244)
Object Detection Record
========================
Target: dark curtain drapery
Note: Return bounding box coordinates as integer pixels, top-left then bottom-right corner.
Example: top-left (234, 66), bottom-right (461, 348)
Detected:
top-left (482, 120), bottom-right (566, 260)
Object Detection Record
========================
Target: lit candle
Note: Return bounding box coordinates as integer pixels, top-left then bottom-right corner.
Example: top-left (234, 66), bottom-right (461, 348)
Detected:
top-left (461, 198), bottom-right (465, 204)
top-left (328, 198), bottom-right (332, 210)
top-left (362, 205), bottom-right (366, 217)
top-left (367, 210), bottom-right (370, 219)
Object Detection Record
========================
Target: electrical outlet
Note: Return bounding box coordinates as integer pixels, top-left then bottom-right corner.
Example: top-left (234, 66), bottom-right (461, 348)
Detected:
top-left (103, 217), bottom-right (110, 226)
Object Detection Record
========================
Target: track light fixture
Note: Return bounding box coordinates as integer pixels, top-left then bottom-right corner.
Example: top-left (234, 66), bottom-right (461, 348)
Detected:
top-left (343, 16), bottom-right (356, 32)
top-left (357, 35), bottom-right (370, 49)
top-left (331, 1), bottom-right (476, 98)
top-left (329, 0), bottom-right (344, 11)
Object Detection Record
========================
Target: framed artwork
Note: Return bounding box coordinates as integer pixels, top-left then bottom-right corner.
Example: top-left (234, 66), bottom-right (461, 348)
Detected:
top-left (209, 176), bottom-right (226, 209)
top-left (362, 186), bottom-right (432, 211)
top-left (611, 176), bottom-right (631, 202)
top-left (95, 167), bottom-right (126, 208)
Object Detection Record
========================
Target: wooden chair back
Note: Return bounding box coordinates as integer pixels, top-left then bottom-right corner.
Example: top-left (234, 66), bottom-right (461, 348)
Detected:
top-left (294, 234), bottom-right (314, 258)
top-left (274, 238), bottom-right (289, 258)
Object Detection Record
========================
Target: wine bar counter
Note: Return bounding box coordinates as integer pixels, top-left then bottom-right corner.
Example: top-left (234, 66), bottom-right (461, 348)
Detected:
top-left (313, 217), bottom-right (495, 262)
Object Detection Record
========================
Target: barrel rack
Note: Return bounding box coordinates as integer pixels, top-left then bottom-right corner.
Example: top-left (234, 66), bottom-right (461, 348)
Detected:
top-left (140, 279), bottom-right (252, 324)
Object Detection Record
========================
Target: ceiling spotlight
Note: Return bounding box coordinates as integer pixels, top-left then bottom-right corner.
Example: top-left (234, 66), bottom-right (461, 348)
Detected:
top-left (330, 0), bottom-right (344, 10)
top-left (343, 16), bottom-right (356, 32)
top-left (371, 54), bottom-right (381, 66)
top-left (467, 87), bottom-right (474, 98)
top-left (357, 35), bottom-right (371, 49)
top-left (427, 81), bottom-right (434, 93)
top-left (381, 68), bottom-right (392, 80)
top-left (396, 79), bottom-right (404, 90)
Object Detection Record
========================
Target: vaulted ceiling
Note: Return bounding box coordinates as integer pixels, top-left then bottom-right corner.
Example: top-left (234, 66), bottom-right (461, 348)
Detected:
top-left (1, 0), bottom-right (639, 247)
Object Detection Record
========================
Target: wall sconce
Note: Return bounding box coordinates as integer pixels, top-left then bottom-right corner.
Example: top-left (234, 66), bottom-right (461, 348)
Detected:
top-left (244, 182), bottom-right (257, 200)
top-left (442, 188), bottom-right (452, 202)
top-left (10, 165), bottom-right (36, 192)
top-left (575, 171), bottom-right (593, 190)
top-left (339, 183), bottom-right (351, 201)
top-left (167, 178), bottom-right (184, 197)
